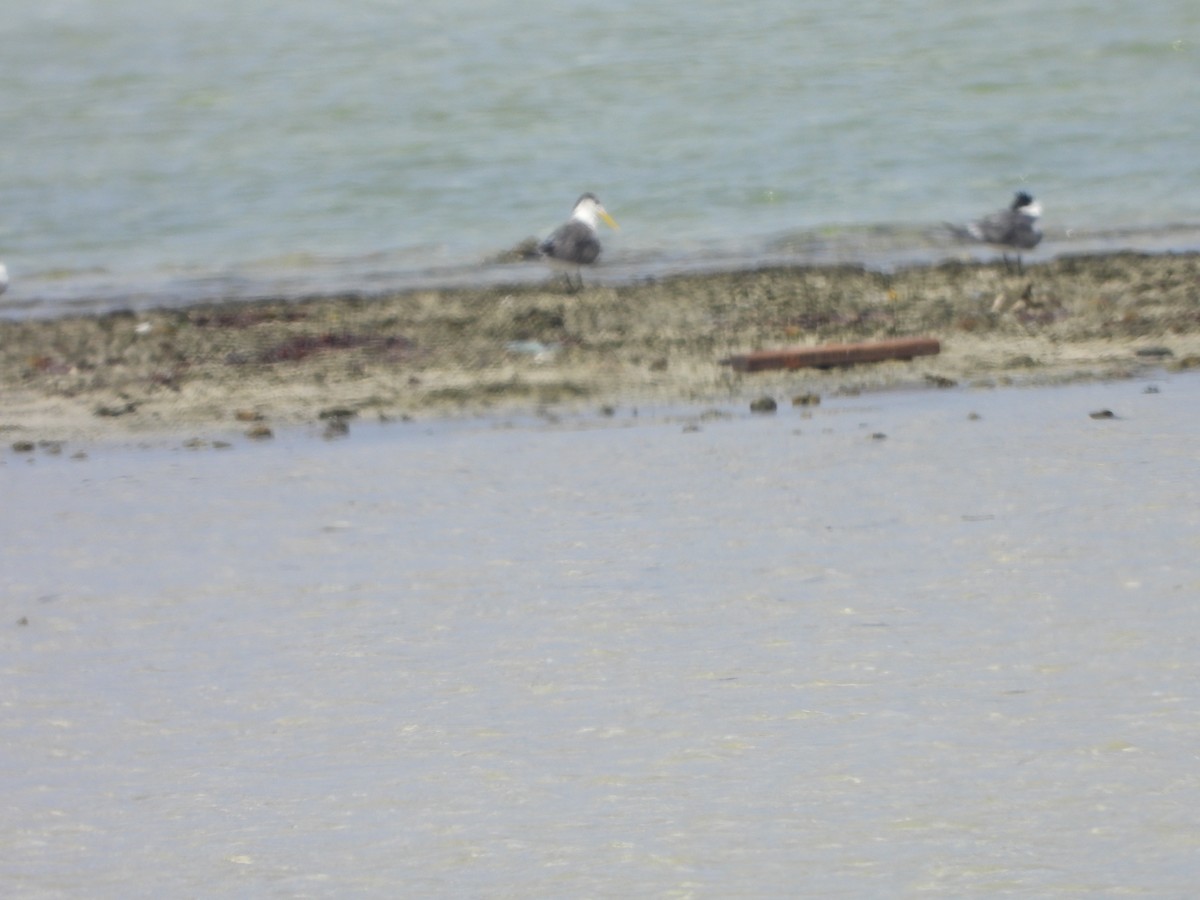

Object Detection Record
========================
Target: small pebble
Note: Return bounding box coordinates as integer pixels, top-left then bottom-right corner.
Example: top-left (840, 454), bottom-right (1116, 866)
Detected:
top-left (323, 419), bottom-right (350, 439)
top-left (1006, 355), bottom-right (1039, 369)
top-left (749, 396), bottom-right (777, 414)
top-left (924, 374), bottom-right (957, 388)
top-left (246, 424), bottom-right (274, 440)
top-left (95, 401), bottom-right (139, 418)
top-left (1089, 409), bottom-right (1116, 420)
top-left (791, 392), bottom-right (821, 407)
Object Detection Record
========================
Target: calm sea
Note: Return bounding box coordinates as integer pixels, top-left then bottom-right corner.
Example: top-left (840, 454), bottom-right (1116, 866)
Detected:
top-left (2, 0), bottom-right (1198, 316)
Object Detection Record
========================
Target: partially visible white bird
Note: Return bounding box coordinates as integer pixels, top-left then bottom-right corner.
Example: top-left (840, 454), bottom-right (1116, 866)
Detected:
top-left (538, 193), bottom-right (619, 290)
top-left (960, 191), bottom-right (1044, 273)
top-left (0, 262), bottom-right (8, 296)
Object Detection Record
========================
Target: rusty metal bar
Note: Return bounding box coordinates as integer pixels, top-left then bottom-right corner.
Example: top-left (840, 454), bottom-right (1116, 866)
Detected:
top-left (727, 337), bottom-right (941, 373)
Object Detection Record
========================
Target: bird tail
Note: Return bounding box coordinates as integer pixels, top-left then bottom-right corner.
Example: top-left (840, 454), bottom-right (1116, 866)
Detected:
top-left (943, 221), bottom-right (977, 243)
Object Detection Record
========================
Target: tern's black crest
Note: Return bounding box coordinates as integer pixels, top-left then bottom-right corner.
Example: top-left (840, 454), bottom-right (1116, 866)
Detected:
top-left (1011, 191), bottom-right (1035, 211)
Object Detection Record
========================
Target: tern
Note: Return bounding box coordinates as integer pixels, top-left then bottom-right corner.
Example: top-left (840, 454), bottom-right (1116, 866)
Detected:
top-left (538, 193), bottom-right (619, 290)
top-left (961, 191), bottom-right (1044, 273)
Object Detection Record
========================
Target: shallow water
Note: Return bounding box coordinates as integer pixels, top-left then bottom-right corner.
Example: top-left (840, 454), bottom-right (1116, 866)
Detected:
top-left (3, 374), bottom-right (1199, 896)
top-left (2, 0), bottom-right (1199, 316)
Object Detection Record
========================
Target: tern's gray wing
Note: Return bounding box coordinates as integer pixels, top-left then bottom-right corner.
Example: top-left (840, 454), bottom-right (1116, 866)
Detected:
top-left (968, 209), bottom-right (1043, 249)
top-left (539, 220), bottom-right (602, 266)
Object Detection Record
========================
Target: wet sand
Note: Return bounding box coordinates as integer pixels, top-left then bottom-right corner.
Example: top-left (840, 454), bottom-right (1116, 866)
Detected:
top-left (1, 251), bottom-right (1199, 445)
top-left (4, 372), bottom-right (1199, 895)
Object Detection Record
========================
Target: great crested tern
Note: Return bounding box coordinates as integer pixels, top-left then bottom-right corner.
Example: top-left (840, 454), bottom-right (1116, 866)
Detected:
top-left (964, 191), bottom-right (1044, 273)
top-left (538, 193), bottom-right (619, 290)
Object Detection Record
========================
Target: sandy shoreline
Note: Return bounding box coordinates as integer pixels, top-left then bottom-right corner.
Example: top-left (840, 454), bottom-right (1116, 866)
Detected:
top-left (2, 251), bottom-right (1198, 445)
top-left (6, 370), bottom-right (1200, 895)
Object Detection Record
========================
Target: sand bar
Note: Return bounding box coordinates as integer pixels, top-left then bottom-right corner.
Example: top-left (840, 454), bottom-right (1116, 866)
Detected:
top-left (1, 252), bottom-right (1198, 445)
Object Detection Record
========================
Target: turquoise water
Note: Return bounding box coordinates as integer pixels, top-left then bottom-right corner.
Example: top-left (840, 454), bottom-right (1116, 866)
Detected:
top-left (2, 0), bottom-right (1198, 314)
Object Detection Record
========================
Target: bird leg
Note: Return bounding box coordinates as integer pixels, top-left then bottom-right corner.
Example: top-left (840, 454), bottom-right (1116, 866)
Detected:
top-left (1000, 253), bottom-right (1026, 276)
